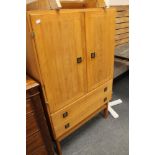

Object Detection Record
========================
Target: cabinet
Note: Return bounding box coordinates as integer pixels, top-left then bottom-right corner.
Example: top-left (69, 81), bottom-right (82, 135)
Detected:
top-left (27, 8), bottom-right (115, 154)
top-left (26, 76), bottom-right (54, 155)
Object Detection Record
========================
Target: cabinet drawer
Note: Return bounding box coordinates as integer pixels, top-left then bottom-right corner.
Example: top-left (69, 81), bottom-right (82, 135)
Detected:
top-left (29, 145), bottom-right (49, 155)
top-left (26, 112), bottom-right (49, 138)
top-left (51, 80), bottom-right (112, 139)
top-left (26, 112), bottom-right (41, 137)
top-left (26, 92), bottom-right (42, 115)
top-left (26, 131), bottom-right (45, 153)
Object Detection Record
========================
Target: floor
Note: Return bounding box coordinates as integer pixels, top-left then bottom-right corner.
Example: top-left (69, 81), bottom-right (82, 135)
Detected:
top-left (61, 72), bottom-right (129, 155)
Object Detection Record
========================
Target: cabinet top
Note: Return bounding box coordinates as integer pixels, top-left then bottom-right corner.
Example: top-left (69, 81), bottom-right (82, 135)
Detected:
top-left (27, 7), bottom-right (115, 15)
top-left (26, 75), bottom-right (39, 91)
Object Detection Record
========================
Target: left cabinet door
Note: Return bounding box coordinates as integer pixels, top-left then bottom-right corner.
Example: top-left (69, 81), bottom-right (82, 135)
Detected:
top-left (29, 11), bottom-right (86, 113)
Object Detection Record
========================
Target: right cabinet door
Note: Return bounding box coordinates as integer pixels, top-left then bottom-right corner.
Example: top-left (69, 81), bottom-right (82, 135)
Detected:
top-left (85, 9), bottom-right (115, 91)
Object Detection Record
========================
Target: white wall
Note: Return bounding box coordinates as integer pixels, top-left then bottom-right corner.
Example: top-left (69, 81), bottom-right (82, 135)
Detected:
top-left (109, 0), bottom-right (129, 6)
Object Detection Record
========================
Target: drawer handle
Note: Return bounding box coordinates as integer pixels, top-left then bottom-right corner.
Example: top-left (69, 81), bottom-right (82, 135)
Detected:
top-left (91, 52), bottom-right (96, 58)
top-left (65, 123), bottom-right (70, 129)
top-left (104, 87), bottom-right (108, 92)
top-left (104, 97), bottom-right (107, 102)
top-left (63, 112), bottom-right (68, 118)
top-left (77, 57), bottom-right (82, 63)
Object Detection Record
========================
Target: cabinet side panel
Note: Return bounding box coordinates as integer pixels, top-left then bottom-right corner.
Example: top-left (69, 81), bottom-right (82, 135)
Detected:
top-left (26, 15), bottom-right (41, 82)
top-left (26, 14), bottom-right (52, 111)
top-left (107, 8), bottom-right (116, 80)
top-left (26, 20), bottom-right (57, 138)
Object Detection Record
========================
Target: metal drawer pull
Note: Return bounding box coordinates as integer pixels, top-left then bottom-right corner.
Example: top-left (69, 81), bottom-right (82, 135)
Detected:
top-left (104, 87), bottom-right (108, 92)
top-left (65, 123), bottom-right (70, 129)
top-left (91, 52), bottom-right (96, 58)
top-left (63, 112), bottom-right (68, 118)
top-left (77, 57), bottom-right (82, 63)
top-left (104, 97), bottom-right (107, 102)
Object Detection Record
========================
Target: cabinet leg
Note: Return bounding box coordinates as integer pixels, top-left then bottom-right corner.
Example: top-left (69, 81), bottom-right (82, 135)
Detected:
top-left (103, 103), bottom-right (108, 119)
top-left (55, 140), bottom-right (62, 155)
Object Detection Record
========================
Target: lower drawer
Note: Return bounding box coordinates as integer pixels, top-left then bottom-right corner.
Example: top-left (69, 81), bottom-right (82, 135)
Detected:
top-left (26, 91), bottom-right (42, 115)
top-left (26, 112), bottom-right (40, 137)
top-left (29, 145), bottom-right (49, 155)
top-left (26, 131), bottom-right (45, 153)
top-left (51, 80), bottom-right (112, 139)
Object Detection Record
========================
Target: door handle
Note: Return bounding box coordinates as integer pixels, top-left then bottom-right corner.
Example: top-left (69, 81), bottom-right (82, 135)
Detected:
top-left (104, 87), bottom-right (108, 92)
top-left (91, 52), bottom-right (96, 58)
top-left (65, 123), bottom-right (70, 129)
top-left (77, 57), bottom-right (82, 63)
top-left (63, 112), bottom-right (68, 118)
top-left (104, 97), bottom-right (107, 102)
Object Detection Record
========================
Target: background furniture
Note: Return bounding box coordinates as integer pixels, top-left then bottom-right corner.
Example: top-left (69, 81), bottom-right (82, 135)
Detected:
top-left (26, 76), bottom-right (54, 155)
top-left (27, 8), bottom-right (115, 155)
top-left (115, 5), bottom-right (129, 47)
top-left (113, 5), bottom-right (129, 78)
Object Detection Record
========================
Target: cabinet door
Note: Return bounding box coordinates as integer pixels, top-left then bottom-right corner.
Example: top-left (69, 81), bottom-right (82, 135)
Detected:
top-left (29, 11), bottom-right (86, 113)
top-left (85, 9), bottom-right (115, 91)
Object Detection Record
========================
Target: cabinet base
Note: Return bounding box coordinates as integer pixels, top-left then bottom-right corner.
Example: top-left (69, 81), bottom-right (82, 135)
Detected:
top-left (55, 103), bottom-right (108, 155)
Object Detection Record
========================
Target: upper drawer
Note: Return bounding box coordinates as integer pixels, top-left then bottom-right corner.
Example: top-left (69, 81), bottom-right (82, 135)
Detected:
top-left (51, 80), bottom-right (112, 139)
top-left (26, 112), bottom-right (40, 137)
top-left (26, 90), bottom-right (42, 115)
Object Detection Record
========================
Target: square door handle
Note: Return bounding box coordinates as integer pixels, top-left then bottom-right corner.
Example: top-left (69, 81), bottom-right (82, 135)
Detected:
top-left (63, 112), bottom-right (68, 118)
top-left (65, 123), bottom-right (70, 129)
top-left (104, 87), bottom-right (108, 92)
top-left (91, 52), bottom-right (96, 58)
top-left (104, 97), bottom-right (107, 102)
top-left (77, 57), bottom-right (82, 63)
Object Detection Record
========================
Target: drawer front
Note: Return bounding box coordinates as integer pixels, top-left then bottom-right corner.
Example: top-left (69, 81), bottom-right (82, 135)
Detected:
top-left (26, 90), bottom-right (42, 114)
top-left (26, 112), bottom-right (50, 139)
top-left (51, 80), bottom-right (112, 138)
top-left (27, 113), bottom-right (39, 137)
top-left (29, 146), bottom-right (49, 155)
top-left (26, 131), bottom-right (45, 153)
top-left (26, 112), bottom-right (53, 154)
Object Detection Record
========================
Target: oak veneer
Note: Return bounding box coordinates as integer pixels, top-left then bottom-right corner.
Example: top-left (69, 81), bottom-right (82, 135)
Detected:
top-left (29, 11), bottom-right (87, 113)
top-left (85, 10), bottom-right (115, 91)
top-left (27, 8), bottom-right (115, 154)
top-left (51, 80), bottom-right (112, 138)
top-left (26, 0), bottom-right (106, 10)
top-left (61, 0), bottom-right (105, 8)
top-left (26, 0), bottom-right (51, 10)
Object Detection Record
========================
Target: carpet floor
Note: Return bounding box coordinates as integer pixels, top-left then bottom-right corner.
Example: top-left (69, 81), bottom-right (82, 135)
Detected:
top-left (61, 73), bottom-right (129, 155)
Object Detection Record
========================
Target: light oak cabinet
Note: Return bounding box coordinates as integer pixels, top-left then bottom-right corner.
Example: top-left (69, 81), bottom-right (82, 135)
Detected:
top-left (27, 8), bottom-right (115, 154)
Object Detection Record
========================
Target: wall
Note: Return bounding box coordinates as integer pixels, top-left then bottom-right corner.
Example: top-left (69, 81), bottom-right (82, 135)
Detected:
top-left (110, 0), bottom-right (129, 5)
